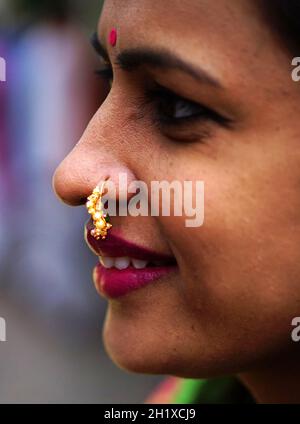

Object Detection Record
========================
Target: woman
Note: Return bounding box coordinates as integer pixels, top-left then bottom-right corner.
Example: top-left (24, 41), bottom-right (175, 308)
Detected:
top-left (53, 0), bottom-right (300, 403)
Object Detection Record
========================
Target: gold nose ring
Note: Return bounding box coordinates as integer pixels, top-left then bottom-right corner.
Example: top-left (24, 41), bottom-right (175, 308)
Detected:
top-left (86, 179), bottom-right (112, 240)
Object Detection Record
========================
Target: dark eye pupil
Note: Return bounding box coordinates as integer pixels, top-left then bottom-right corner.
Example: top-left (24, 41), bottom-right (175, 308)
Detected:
top-left (158, 98), bottom-right (176, 118)
top-left (158, 94), bottom-right (201, 120)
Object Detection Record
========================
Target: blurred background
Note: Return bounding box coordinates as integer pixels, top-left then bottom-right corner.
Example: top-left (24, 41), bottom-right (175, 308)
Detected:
top-left (0, 0), bottom-right (162, 403)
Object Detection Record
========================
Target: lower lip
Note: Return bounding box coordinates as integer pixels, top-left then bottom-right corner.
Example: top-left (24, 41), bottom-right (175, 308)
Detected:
top-left (93, 264), bottom-right (177, 299)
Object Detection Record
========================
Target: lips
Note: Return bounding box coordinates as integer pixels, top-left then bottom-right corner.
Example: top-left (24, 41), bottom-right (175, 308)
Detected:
top-left (84, 220), bottom-right (177, 299)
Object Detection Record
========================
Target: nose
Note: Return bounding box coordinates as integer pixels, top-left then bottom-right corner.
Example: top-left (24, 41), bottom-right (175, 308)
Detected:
top-left (52, 115), bottom-right (137, 207)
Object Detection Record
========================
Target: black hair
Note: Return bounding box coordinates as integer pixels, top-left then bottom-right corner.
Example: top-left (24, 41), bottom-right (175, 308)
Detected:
top-left (260, 0), bottom-right (300, 55)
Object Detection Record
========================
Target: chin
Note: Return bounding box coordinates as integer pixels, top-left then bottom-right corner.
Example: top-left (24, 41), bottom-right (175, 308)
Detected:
top-left (102, 305), bottom-right (176, 375)
top-left (101, 301), bottom-right (240, 378)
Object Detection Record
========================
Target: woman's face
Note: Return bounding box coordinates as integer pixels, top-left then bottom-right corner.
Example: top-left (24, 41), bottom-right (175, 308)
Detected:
top-left (53, 0), bottom-right (300, 378)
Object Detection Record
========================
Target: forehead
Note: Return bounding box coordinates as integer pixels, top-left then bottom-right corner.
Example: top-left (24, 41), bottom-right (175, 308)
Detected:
top-left (99, 0), bottom-right (266, 52)
top-left (97, 0), bottom-right (284, 83)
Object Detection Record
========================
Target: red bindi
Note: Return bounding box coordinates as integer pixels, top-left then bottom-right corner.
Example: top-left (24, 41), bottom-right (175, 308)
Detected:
top-left (109, 28), bottom-right (117, 47)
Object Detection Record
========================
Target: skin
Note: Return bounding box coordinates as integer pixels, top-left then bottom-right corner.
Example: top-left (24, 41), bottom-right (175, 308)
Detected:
top-left (53, 0), bottom-right (300, 403)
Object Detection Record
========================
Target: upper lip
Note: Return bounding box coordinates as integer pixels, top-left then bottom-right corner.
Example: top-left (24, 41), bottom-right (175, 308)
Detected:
top-left (84, 220), bottom-right (176, 263)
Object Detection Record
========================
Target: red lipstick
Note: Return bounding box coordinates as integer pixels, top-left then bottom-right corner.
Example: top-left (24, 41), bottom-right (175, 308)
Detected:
top-left (93, 266), bottom-right (176, 299)
top-left (84, 221), bottom-right (177, 299)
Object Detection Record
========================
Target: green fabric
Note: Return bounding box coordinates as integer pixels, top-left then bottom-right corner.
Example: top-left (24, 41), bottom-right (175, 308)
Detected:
top-left (172, 377), bottom-right (255, 404)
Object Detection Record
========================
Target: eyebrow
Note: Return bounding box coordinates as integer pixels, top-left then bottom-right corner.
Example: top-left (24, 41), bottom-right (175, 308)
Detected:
top-left (91, 32), bottom-right (222, 88)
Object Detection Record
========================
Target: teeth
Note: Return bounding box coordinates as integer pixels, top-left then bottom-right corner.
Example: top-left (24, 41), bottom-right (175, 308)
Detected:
top-left (115, 257), bottom-right (130, 270)
top-left (132, 259), bottom-right (148, 269)
top-left (98, 256), bottom-right (149, 270)
top-left (99, 256), bottom-right (114, 269)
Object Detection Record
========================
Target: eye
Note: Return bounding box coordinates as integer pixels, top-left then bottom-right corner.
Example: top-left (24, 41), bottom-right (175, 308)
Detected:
top-left (157, 93), bottom-right (207, 123)
top-left (169, 98), bottom-right (202, 119)
top-left (146, 85), bottom-right (229, 127)
top-left (95, 64), bottom-right (113, 88)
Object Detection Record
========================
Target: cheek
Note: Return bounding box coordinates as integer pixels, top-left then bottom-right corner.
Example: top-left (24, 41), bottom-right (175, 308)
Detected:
top-left (164, 148), bottom-right (300, 358)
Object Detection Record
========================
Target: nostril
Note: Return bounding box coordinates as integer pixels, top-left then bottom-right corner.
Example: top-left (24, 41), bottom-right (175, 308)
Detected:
top-left (78, 196), bottom-right (89, 205)
top-left (53, 176), bottom-right (90, 206)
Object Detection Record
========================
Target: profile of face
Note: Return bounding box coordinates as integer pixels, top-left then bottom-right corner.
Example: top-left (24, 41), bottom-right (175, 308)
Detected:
top-left (53, 0), bottom-right (300, 397)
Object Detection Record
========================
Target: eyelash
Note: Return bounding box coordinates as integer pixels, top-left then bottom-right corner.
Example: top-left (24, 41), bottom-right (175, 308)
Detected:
top-left (95, 67), bottom-right (113, 82)
top-left (95, 65), bottom-right (230, 130)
